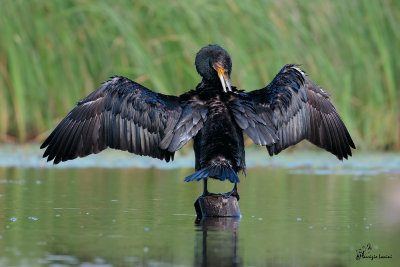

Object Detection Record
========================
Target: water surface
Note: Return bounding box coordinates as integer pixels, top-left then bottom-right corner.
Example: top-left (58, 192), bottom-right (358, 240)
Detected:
top-left (0, 148), bottom-right (399, 266)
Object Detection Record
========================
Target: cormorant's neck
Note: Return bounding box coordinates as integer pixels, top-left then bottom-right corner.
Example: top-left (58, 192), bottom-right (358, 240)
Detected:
top-left (196, 78), bottom-right (237, 93)
top-left (196, 78), bottom-right (222, 91)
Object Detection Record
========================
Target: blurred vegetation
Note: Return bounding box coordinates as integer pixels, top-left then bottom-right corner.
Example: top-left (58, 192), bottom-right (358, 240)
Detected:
top-left (0, 0), bottom-right (399, 150)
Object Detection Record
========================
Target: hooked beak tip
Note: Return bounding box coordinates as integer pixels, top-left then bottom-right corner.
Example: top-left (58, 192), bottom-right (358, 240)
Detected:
top-left (217, 68), bottom-right (232, 93)
top-left (226, 81), bottom-right (232, 92)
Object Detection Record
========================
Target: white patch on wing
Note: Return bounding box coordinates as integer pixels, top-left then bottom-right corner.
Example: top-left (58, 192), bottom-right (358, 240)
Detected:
top-left (292, 66), bottom-right (306, 77)
top-left (80, 96), bottom-right (103, 107)
top-left (111, 76), bottom-right (121, 83)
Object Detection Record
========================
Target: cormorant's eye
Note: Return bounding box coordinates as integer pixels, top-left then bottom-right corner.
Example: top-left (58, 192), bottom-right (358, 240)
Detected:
top-left (224, 70), bottom-right (229, 74)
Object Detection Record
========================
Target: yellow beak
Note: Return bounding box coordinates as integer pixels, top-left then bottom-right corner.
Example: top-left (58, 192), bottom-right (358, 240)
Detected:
top-left (216, 68), bottom-right (232, 92)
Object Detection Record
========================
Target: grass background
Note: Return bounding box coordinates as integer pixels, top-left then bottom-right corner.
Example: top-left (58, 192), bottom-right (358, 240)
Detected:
top-left (0, 0), bottom-right (399, 150)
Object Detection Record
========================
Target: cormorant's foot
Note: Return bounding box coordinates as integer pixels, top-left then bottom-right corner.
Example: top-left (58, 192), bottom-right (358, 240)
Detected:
top-left (222, 190), bottom-right (240, 201)
top-left (201, 191), bottom-right (219, 197)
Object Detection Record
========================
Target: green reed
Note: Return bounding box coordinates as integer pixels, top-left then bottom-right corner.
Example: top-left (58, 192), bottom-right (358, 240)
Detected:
top-left (0, 0), bottom-right (398, 149)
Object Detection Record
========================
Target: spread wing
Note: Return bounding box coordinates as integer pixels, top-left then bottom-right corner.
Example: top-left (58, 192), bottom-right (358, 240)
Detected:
top-left (247, 64), bottom-right (355, 160)
top-left (229, 93), bottom-right (278, 146)
top-left (41, 76), bottom-right (207, 164)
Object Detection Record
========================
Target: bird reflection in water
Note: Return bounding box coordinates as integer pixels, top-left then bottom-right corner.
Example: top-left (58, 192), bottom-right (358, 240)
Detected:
top-left (194, 217), bottom-right (241, 267)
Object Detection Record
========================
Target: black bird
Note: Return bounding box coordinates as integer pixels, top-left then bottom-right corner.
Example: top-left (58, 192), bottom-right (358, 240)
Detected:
top-left (41, 45), bottom-right (355, 199)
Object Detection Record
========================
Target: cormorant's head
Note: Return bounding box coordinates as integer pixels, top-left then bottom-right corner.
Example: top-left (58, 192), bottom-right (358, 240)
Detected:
top-left (195, 44), bottom-right (232, 92)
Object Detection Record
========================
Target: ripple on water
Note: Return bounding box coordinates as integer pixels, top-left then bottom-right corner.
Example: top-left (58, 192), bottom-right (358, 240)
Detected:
top-left (0, 145), bottom-right (399, 175)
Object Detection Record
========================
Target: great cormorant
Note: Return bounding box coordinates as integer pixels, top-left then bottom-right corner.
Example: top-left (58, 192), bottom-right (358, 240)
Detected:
top-left (41, 45), bottom-right (355, 199)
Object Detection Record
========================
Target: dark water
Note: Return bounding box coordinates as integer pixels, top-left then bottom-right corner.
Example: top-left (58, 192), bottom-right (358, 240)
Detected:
top-left (0, 150), bottom-right (400, 266)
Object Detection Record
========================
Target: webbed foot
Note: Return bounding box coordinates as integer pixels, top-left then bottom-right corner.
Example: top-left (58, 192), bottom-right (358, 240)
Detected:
top-left (223, 183), bottom-right (240, 201)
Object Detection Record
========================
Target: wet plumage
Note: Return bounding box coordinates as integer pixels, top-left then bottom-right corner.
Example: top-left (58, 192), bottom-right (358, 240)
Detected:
top-left (41, 44), bottom-right (355, 197)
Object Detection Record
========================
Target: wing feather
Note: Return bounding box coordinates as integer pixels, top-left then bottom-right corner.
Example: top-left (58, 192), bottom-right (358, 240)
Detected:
top-left (229, 95), bottom-right (278, 146)
top-left (247, 64), bottom-right (355, 160)
top-left (41, 76), bottom-right (206, 164)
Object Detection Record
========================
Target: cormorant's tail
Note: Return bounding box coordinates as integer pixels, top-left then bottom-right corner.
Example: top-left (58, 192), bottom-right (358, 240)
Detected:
top-left (184, 164), bottom-right (239, 183)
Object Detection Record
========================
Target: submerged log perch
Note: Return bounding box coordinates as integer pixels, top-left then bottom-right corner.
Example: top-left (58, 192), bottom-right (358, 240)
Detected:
top-left (195, 194), bottom-right (241, 219)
